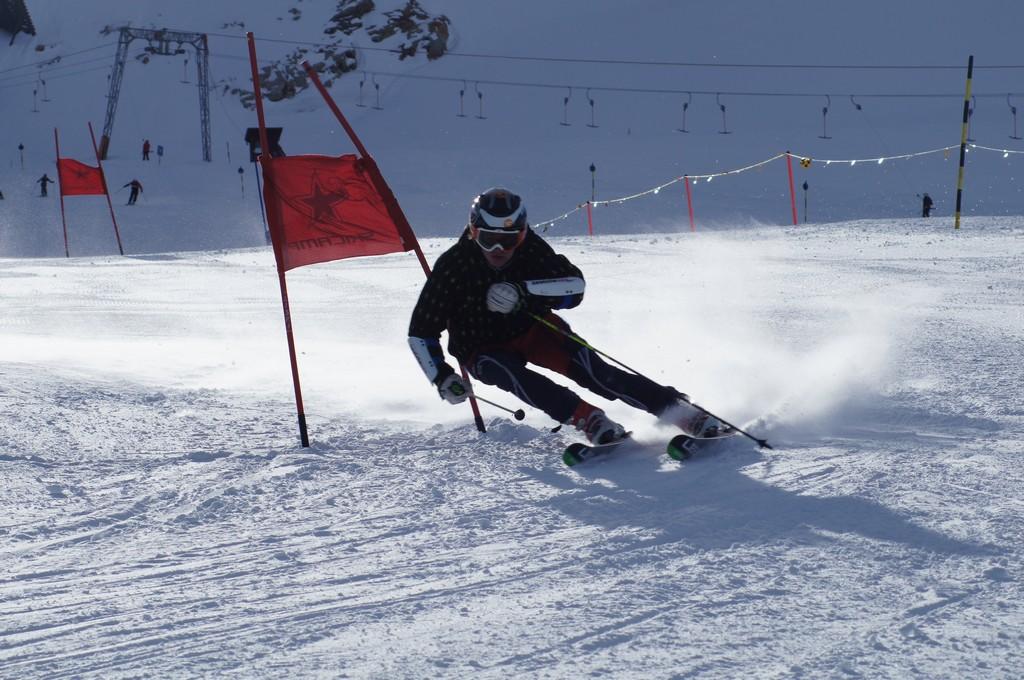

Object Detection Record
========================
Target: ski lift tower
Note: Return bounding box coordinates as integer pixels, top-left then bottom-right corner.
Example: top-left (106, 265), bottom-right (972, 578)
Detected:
top-left (99, 26), bottom-right (211, 161)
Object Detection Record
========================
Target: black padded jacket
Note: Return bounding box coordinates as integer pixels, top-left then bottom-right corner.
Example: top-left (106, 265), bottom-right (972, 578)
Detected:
top-left (408, 227), bottom-right (583, 362)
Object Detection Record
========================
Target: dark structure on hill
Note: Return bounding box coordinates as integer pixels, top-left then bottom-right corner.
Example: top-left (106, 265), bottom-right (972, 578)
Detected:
top-left (0, 0), bottom-right (36, 44)
top-left (99, 26), bottom-right (211, 162)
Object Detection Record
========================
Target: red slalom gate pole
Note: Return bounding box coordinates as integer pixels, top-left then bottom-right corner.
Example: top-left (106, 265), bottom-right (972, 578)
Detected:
top-left (785, 151), bottom-right (798, 225)
top-left (586, 200), bottom-right (594, 235)
top-left (684, 176), bottom-right (695, 232)
top-left (88, 122), bottom-right (124, 255)
top-left (247, 32), bottom-right (310, 448)
top-left (53, 129), bottom-right (70, 258)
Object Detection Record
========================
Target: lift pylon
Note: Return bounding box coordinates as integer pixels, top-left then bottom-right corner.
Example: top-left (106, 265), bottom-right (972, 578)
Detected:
top-left (99, 26), bottom-right (211, 161)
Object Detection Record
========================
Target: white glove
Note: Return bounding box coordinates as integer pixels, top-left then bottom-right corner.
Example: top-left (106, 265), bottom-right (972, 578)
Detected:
top-left (486, 282), bottom-right (523, 314)
top-left (437, 373), bottom-right (469, 404)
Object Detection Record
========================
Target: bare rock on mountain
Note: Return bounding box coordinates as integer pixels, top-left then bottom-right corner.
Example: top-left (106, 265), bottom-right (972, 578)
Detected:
top-left (230, 0), bottom-right (449, 108)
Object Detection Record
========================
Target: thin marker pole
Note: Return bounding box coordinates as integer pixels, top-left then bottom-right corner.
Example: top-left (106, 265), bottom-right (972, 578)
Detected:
top-left (785, 152), bottom-right (798, 225)
top-left (684, 175), bottom-right (695, 232)
top-left (954, 55), bottom-right (974, 230)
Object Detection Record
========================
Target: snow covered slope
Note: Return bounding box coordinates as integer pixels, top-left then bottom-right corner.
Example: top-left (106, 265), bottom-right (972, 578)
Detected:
top-left (2, 2), bottom-right (1023, 677)
top-left (1, 218), bottom-right (1022, 677)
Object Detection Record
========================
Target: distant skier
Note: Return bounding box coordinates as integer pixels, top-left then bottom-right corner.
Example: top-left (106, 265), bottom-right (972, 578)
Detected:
top-left (921, 193), bottom-right (933, 218)
top-left (408, 187), bottom-right (723, 446)
top-left (123, 179), bottom-right (143, 205)
top-left (37, 174), bottom-right (54, 197)
top-left (142, 139), bottom-right (151, 161)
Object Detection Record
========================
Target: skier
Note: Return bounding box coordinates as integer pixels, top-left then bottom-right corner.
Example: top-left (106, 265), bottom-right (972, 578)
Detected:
top-left (37, 174), bottom-right (54, 197)
top-left (123, 179), bottom-right (143, 205)
top-left (408, 187), bottom-right (719, 446)
top-left (921, 193), bottom-right (933, 218)
top-left (142, 139), bottom-right (151, 161)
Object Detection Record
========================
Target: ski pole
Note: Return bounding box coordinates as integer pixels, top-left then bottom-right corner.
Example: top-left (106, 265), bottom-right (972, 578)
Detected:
top-left (527, 312), bottom-right (772, 449)
top-left (470, 393), bottom-right (525, 421)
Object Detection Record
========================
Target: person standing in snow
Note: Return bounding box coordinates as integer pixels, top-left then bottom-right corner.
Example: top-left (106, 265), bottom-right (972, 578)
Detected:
top-left (142, 139), bottom-right (151, 161)
top-left (37, 174), bottom-right (54, 197)
top-left (921, 193), bottom-right (933, 218)
top-left (123, 179), bottom-right (143, 205)
top-left (408, 187), bottom-right (716, 445)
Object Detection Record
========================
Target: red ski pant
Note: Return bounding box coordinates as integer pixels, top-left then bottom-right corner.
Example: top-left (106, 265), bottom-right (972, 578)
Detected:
top-left (467, 313), bottom-right (678, 423)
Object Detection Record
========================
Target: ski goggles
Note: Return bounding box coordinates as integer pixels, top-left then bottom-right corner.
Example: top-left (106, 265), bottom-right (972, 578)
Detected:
top-left (472, 226), bottom-right (526, 252)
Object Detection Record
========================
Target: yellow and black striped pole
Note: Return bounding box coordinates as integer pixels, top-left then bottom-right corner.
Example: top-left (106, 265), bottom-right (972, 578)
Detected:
top-left (954, 55), bottom-right (974, 229)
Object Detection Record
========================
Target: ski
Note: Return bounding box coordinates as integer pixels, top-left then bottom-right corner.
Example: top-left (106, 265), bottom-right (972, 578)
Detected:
top-left (562, 433), bottom-right (632, 467)
top-left (563, 427), bottom-right (740, 467)
top-left (666, 428), bottom-right (739, 461)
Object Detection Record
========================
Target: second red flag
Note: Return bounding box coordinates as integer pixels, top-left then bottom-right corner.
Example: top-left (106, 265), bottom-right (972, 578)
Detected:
top-left (57, 158), bottom-right (106, 196)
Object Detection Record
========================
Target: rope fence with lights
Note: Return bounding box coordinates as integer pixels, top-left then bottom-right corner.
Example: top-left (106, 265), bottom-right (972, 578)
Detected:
top-left (535, 141), bottom-right (1021, 234)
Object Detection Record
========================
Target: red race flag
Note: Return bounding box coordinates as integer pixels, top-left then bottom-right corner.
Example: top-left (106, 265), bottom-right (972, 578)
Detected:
top-left (262, 154), bottom-right (411, 270)
top-left (57, 158), bottom-right (106, 196)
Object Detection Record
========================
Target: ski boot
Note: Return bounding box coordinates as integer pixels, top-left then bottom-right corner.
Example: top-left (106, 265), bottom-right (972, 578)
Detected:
top-left (570, 401), bottom-right (627, 445)
top-left (659, 398), bottom-right (724, 437)
top-left (562, 401), bottom-right (629, 466)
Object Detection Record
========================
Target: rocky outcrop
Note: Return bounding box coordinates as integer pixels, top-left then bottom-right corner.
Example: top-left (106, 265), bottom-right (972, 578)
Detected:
top-left (229, 0), bottom-right (450, 108)
top-left (367, 1), bottom-right (449, 60)
top-left (0, 0), bottom-right (37, 43)
top-left (326, 0), bottom-right (375, 35)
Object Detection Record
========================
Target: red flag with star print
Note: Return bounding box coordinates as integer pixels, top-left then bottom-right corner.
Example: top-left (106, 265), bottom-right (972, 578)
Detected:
top-left (261, 154), bottom-right (411, 270)
top-left (57, 158), bottom-right (106, 196)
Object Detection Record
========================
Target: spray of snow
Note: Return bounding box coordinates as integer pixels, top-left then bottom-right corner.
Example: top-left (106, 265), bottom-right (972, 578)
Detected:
top-left (581, 223), bottom-right (944, 443)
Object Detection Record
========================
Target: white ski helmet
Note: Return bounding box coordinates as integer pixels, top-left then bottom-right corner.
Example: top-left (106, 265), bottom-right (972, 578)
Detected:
top-left (468, 187), bottom-right (528, 251)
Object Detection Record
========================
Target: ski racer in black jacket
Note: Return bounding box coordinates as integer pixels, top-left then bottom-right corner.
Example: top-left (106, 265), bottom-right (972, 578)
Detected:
top-left (408, 187), bottom-right (699, 445)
